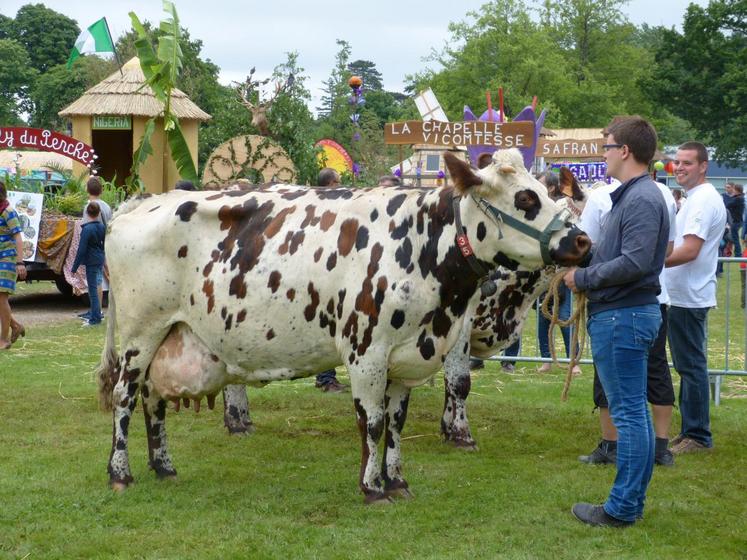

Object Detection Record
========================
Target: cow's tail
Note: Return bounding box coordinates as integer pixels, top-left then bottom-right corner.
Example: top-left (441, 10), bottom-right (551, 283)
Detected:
top-left (96, 289), bottom-right (118, 411)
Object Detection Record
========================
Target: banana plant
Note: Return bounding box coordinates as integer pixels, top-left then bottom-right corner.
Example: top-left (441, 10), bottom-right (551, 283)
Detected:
top-left (129, 0), bottom-right (198, 191)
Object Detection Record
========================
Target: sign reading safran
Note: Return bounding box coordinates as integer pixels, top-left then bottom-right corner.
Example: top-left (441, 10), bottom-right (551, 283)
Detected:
top-left (385, 120), bottom-right (534, 148)
top-left (92, 115), bottom-right (132, 130)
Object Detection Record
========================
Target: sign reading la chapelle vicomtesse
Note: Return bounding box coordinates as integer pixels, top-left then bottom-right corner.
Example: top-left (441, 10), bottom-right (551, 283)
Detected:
top-left (384, 120), bottom-right (535, 148)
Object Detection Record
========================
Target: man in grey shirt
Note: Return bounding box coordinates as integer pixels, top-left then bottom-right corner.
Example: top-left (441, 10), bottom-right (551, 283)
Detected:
top-left (563, 116), bottom-right (669, 528)
top-left (82, 176), bottom-right (112, 226)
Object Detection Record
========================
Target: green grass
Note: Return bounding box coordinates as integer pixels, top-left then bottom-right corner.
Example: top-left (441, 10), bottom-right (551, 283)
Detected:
top-left (1, 282), bottom-right (746, 559)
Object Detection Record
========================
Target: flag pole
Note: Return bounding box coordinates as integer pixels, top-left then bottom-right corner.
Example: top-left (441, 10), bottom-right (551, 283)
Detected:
top-left (103, 17), bottom-right (123, 76)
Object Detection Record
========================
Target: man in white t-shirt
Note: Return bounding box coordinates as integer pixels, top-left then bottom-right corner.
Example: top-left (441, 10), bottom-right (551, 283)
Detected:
top-left (576, 178), bottom-right (677, 467)
top-left (664, 141), bottom-right (727, 454)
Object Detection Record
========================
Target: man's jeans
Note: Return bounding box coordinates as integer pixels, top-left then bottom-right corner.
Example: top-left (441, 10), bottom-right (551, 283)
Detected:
top-left (667, 306), bottom-right (713, 447)
top-left (588, 304), bottom-right (660, 521)
top-left (730, 223), bottom-right (743, 257)
top-left (85, 265), bottom-right (104, 324)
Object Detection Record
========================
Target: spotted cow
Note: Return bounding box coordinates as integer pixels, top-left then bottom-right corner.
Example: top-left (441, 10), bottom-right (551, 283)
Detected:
top-left (440, 266), bottom-right (556, 448)
top-left (97, 148), bottom-right (590, 503)
top-left (219, 265), bottom-right (557, 448)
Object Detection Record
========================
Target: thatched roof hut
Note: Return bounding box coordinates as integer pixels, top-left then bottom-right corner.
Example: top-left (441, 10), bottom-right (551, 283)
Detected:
top-left (58, 57), bottom-right (210, 193)
top-left (59, 57), bottom-right (210, 121)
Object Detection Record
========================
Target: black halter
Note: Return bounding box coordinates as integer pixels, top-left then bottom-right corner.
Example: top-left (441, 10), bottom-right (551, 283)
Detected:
top-left (453, 194), bottom-right (571, 274)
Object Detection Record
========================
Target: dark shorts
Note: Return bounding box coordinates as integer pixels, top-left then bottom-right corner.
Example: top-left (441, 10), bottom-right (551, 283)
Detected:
top-left (593, 304), bottom-right (675, 407)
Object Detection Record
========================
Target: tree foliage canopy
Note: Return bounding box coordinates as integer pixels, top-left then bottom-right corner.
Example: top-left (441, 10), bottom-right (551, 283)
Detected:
top-left (11, 4), bottom-right (79, 73)
top-left (647, 0), bottom-right (747, 166)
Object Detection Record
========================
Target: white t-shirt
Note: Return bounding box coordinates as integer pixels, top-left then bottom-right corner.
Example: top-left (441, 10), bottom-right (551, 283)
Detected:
top-left (654, 182), bottom-right (678, 305)
top-left (577, 181), bottom-right (618, 244)
top-left (665, 182), bottom-right (727, 308)
top-left (577, 179), bottom-right (676, 305)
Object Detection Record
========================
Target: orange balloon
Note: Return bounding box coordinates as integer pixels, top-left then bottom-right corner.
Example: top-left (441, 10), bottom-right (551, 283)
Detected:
top-left (348, 76), bottom-right (362, 88)
top-left (664, 161), bottom-right (675, 174)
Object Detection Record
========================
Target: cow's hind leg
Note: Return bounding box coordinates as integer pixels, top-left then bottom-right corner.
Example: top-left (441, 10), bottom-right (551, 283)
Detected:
top-left (223, 384), bottom-right (254, 435)
top-left (441, 327), bottom-right (478, 450)
top-left (382, 380), bottom-right (413, 499)
top-left (141, 378), bottom-right (177, 480)
top-left (350, 364), bottom-right (388, 504)
top-left (108, 349), bottom-right (146, 490)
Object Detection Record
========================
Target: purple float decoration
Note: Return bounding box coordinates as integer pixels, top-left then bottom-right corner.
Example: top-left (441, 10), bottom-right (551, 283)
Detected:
top-left (463, 104), bottom-right (545, 171)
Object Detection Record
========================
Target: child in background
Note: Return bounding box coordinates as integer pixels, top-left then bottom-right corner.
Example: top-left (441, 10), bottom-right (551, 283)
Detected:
top-left (72, 202), bottom-right (106, 326)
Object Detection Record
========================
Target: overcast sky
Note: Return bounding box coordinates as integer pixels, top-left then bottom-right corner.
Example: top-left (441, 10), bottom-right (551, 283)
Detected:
top-left (2, 0), bottom-right (707, 111)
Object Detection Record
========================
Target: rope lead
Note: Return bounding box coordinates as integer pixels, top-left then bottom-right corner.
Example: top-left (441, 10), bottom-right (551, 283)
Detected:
top-left (540, 271), bottom-right (587, 401)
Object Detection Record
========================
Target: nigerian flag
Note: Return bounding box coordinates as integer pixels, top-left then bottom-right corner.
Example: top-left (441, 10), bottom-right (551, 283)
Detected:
top-left (67, 18), bottom-right (116, 69)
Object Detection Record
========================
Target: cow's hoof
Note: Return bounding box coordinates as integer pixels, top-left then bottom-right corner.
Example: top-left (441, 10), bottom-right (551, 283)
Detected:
top-left (154, 469), bottom-right (178, 481)
top-left (158, 474), bottom-right (178, 482)
top-left (110, 481), bottom-right (129, 493)
top-left (226, 423), bottom-right (255, 436)
top-left (363, 491), bottom-right (393, 505)
top-left (453, 439), bottom-right (479, 452)
top-left (385, 485), bottom-right (414, 500)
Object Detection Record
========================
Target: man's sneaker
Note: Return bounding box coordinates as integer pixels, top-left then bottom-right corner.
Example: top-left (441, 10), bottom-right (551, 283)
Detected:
top-left (468, 358), bottom-right (484, 370)
top-left (669, 434), bottom-right (685, 448)
top-left (81, 320), bottom-right (101, 327)
top-left (655, 448), bottom-right (675, 466)
top-left (315, 379), bottom-right (348, 393)
top-left (579, 441), bottom-right (617, 464)
top-left (572, 503), bottom-right (634, 528)
top-left (77, 311), bottom-right (90, 319)
top-left (670, 437), bottom-right (709, 455)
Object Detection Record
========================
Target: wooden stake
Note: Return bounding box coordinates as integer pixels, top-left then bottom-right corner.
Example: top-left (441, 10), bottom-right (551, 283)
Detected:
top-left (499, 87), bottom-right (504, 123)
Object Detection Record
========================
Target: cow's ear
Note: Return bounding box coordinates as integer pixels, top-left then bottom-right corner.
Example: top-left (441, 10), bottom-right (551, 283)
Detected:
top-left (444, 152), bottom-right (482, 194)
top-left (477, 152), bottom-right (493, 169)
top-left (559, 166), bottom-right (574, 186)
top-left (559, 166), bottom-right (582, 198)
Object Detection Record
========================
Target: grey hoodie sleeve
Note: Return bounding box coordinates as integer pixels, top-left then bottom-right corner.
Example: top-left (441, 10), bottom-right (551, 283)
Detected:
top-left (574, 198), bottom-right (664, 291)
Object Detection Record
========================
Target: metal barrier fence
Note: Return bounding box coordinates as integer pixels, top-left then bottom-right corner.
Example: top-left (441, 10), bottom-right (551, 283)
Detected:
top-left (489, 257), bottom-right (747, 405)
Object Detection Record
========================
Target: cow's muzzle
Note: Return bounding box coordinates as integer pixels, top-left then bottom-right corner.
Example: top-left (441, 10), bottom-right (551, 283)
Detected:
top-left (550, 227), bottom-right (591, 266)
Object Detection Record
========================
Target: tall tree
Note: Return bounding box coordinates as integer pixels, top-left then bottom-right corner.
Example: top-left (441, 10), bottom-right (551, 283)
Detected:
top-left (316, 39), bottom-right (351, 118)
top-left (266, 52), bottom-right (319, 184)
top-left (347, 59), bottom-right (383, 91)
top-left (0, 14), bottom-right (13, 39)
top-left (29, 56), bottom-right (116, 129)
top-left (0, 38), bottom-right (37, 124)
top-left (647, 0), bottom-right (747, 166)
top-left (12, 4), bottom-right (79, 73)
top-left (409, 0), bottom-right (656, 128)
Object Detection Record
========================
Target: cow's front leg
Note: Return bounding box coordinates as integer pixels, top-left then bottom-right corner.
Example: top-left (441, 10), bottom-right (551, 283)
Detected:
top-left (350, 365), bottom-right (388, 504)
top-left (141, 378), bottom-right (177, 480)
top-left (108, 352), bottom-right (143, 490)
top-left (441, 325), bottom-right (478, 450)
top-left (223, 384), bottom-right (254, 435)
top-left (382, 380), bottom-right (412, 499)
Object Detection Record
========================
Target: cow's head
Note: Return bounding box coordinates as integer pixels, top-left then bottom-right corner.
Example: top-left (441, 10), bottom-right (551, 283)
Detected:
top-left (445, 149), bottom-right (590, 269)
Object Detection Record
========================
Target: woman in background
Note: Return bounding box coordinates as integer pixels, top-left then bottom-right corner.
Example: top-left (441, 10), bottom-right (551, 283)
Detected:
top-left (0, 181), bottom-right (27, 349)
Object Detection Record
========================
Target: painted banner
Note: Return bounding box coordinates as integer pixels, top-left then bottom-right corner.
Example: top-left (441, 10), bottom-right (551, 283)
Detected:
top-left (550, 162), bottom-right (609, 183)
top-left (315, 139), bottom-right (353, 173)
top-left (7, 190), bottom-right (44, 261)
top-left (0, 127), bottom-right (96, 166)
top-left (538, 138), bottom-right (605, 159)
top-left (384, 120), bottom-right (534, 148)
